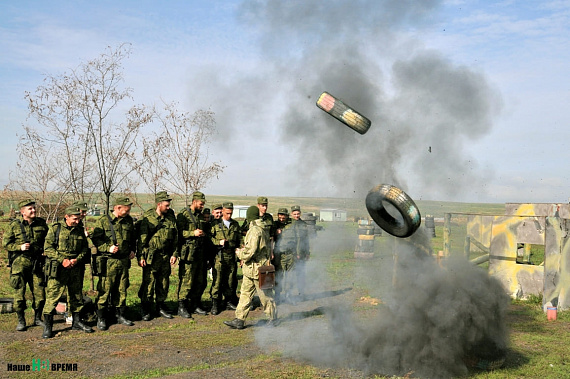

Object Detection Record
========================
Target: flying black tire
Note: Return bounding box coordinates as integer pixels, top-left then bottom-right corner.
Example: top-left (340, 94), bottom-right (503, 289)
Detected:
top-left (316, 92), bottom-right (371, 135)
top-left (365, 184), bottom-right (421, 238)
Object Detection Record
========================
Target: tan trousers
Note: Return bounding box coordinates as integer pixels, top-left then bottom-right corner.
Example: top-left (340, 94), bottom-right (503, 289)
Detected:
top-left (235, 274), bottom-right (276, 321)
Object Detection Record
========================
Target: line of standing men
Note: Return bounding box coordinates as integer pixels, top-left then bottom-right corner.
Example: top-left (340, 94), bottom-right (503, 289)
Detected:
top-left (4, 193), bottom-right (311, 336)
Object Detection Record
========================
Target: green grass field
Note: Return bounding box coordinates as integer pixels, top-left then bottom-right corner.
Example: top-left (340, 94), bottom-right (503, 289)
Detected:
top-left (0, 197), bottom-right (568, 378)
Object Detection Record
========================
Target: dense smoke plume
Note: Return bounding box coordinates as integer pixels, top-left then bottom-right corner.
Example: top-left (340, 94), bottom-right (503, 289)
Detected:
top-left (256, 225), bottom-right (510, 378)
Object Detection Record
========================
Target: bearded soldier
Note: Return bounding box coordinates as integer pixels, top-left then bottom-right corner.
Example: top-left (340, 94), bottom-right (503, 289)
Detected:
top-left (137, 191), bottom-right (178, 321)
top-left (91, 197), bottom-right (136, 330)
top-left (272, 207), bottom-right (290, 303)
top-left (3, 199), bottom-right (48, 331)
top-left (42, 205), bottom-right (93, 338)
top-left (224, 206), bottom-right (277, 329)
top-left (209, 202), bottom-right (242, 315)
top-left (175, 191), bottom-right (208, 318)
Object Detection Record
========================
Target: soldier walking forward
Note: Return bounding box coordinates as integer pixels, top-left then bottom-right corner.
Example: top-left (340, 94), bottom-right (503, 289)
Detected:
top-left (137, 191), bottom-right (178, 321)
top-left (3, 199), bottom-right (48, 331)
top-left (91, 197), bottom-right (136, 330)
top-left (224, 206), bottom-right (277, 330)
top-left (42, 206), bottom-right (94, 338)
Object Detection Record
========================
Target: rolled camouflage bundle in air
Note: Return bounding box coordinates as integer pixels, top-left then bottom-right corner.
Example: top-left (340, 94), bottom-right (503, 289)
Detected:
top-left (316, 91), bottom-right (371, 135)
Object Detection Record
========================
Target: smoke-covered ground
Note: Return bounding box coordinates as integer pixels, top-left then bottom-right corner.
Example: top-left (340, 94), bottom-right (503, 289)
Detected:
top-left (256, 224), bottom-right (510, 378)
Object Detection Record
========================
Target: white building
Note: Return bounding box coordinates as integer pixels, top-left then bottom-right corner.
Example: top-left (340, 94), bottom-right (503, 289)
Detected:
top-left (319, 208), bottom-right (347, 222)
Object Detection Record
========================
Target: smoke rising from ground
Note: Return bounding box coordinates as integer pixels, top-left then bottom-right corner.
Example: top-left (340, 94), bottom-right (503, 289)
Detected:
top-left (256, 225), bottom-right (510, 378)
top-left (194, 0), bottom-right (501, 200)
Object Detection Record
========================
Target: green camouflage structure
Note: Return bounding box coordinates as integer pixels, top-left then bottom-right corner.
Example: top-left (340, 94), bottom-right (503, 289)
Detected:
top-left (443, 203), bottom-right (570, 312)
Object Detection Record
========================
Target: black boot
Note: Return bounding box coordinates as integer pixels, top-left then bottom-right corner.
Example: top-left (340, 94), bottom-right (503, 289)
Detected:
top-left (211, 299), bottom-right (220, 316)
top-left (140, 302), bottom-right (152, 321)
top-left (192, 300), bottom-right (208, 316)
top-left (177, 300), bottom-right (192, 319)
top-left (72, 312), bottom-right (94, 333)
top-left (117, 307), bottom-right (134, 326)
top-left (157, 302), bottom-right (173, 319)
top-left (223, 318), bottom-right (245, 329)
top-left (42, 314), bottom-right (53, 339)
top-left (16, 310), bottom-right (27, 331)
top-left (97, 309), bottom-right (108, 331)
top-left (34, 301), bottom-right (45, 326)
top-left (226, 301), bottom-right (237, 311)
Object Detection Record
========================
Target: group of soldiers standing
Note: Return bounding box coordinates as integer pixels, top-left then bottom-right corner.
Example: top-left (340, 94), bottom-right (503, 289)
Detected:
top-left (3, 192), bottom-right (312, 337)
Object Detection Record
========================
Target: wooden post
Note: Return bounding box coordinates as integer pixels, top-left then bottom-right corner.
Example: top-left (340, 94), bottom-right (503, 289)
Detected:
top-left (443, 213), bottom-right (451, 257)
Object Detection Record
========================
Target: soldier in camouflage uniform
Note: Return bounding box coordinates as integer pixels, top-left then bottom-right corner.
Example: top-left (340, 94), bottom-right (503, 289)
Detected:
top-left (42, 205), bottom-right (94, 338)
top-left (272, 207), bottom-right (291, 303)
top-left (175, 191), bottom-right (209, 318)
top-left (91, 197), bottom-right (136, 330)
top-left (274, 205), bottom-right (309, 304)
top-left (137, 191), bottom-right (178, 321)
top-left (3, 199), bottom-right (48, 331)
top-left (224, 206), bottom-right (277, 329)
top-left (209, 202), bottom-right (242, 315)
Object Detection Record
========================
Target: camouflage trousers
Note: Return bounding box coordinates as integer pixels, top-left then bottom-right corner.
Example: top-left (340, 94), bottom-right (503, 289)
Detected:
top-left (97, 257), bottom-right (131, 309)
top-left (235, 273), bottom-right (276, 321)
top-left (276, 252), bottom-right (297, 300)
top-left (210, 250), bottom-right (237, 301)
top-left (138, 253), bottom-right (171, 304)
top-left (11, 256), bottom-right (45, 312)
top-left (177, 257), bottom-right (205, 301)
top-left (43, 265), bottom-right (84, 314)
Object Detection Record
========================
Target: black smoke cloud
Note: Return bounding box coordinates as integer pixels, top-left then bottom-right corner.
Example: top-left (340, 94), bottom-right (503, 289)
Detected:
top-left (226, 0), bottom-right (501, 199)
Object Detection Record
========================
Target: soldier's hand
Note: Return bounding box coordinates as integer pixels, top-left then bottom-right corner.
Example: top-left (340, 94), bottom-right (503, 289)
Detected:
top-left (194, 229), bottom-right (204, 237)
top-left (139, 259), bottom-right (146, 267)
top-left (21, 243), bottom-right (30, 251)
top-left (69, 258), bottom-right (77, 267)
top-left (109, 245), bottom-right (119, 254)
top-left (129, 251), bottom-right (136, 259)
top-left (219, 239), bottom-right (226, 246)
top-left (62, 259), bottom-right (71, 268)
top-left (170, 256), bottom-right (177, 266)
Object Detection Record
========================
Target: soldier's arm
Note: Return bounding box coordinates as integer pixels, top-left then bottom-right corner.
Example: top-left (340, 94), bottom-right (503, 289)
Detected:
top-left (210, 224), bottom-right (222, 246)
top-left (44, 225), bottom-right (63, 263)
top-left (177, 211), bottom-right (198, 240)
top-left (2, 222), bottom-right (19, 252)
top-left (237, 228), bottom-right (259, 263)
top-left (91, 217), bottom-right (111, 253)
top-left (75, 229), bottom-right (89, 263)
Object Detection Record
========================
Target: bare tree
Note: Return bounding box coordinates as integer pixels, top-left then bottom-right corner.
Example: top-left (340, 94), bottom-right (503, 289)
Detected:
top-left (133, 128), bottom-right (170, 195)
top-left (157, 102), bottom-right (223, 205)
top-left (18, 43), bottom-right (153, 213)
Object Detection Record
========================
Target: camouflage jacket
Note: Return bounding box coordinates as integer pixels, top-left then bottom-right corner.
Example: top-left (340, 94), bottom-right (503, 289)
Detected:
top-left (175, 207), bottom-right (208, 260)
top-left (44, 221), bottom-right (89, 263)
top-left (237, 219), bottom-right (270, 279)
top-left (3, 216), bottom-right (48, 258)
top-left (241, 212), bottom-right (274, 237)
top-left (91, 213), bottom-right (136, 259)
top-left (275, 219), bottom-right (309, 258)
top-left (136, 208), bottom-right (178, 261)
top-left (210, 217), bottom-right (242, 253)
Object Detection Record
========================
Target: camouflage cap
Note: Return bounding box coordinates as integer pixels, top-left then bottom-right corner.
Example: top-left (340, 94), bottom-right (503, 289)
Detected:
top-left (257, 196), bottom-right (268, 205)
top-left (212, 203), bottom-right (223, 210)
top-left (291, 205), bottom-right (301, 212)
top-left (18, 199), bottom-right (35, 208)
top-left (72, 201), bottom-right (89, 211)
top-left (278, 207), bottom-right (289, 215)
top-left (246, 205), bottom-right (260, 222)
top-left (203, 208), bottom-right (211, 214)
top-left (114, 196), bottom-right (133, 206)
top-left (155, 191), bottom-right (172, 203)
top-left (223, 202), bottom-right (234, 209)
top-left (192, 191), bottom-right (206, 201)
top-left (64, 205), bottom-right (82, 216)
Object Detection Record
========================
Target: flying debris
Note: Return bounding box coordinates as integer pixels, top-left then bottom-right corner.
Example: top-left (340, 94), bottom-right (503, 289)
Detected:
top-left (316, 92), bottom-right (371, 135)
top-left (365, 184), bottom-right (421, 238)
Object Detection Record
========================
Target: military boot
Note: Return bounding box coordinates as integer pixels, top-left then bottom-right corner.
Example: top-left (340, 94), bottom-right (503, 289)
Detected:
top-left (210, 299), bottom-right (220, 316)
top-left (192, 300), bottom-right (208, 316)
top-left (34, 301), bottom-right (45, 326)
top-left (157, 302), bottom-right (173, 319)
top-left (140, 302), bottom-right (152, 321)
top-left (97, 309), bottom-right (108, 331)
top-left (177, 300), bottom-right (192, 319)
top-left (16, 310), bottom-right (27, 331)
top-left (42, 314), bottom-right (53, 339)
top-left (226, 301), bottom-right (237, 311)
top-left (72, 313), bottom-right (94, 333)
top-left (223, 318), bottom-right (245, 329)
top-left (117, 307), bottom-right (134, 326)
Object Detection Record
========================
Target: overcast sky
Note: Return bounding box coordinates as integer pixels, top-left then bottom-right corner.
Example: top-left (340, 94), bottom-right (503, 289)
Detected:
top-left (1, 0), bottom-right (569, 204)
